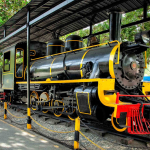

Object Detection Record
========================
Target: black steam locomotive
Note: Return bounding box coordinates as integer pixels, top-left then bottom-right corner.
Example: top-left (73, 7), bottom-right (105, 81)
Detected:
top-left (1, 10), bottom-right (150, 134)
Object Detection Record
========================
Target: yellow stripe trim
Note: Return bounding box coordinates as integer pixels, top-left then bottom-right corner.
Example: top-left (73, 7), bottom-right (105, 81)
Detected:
top-left (27, 108), bottom-right (31, 116)
top-left (80, 49), bottom-right (90, 78)
top-left (3, 73), bottom-right (13, 75)
top-left (65, 40), bottom-right (83, 42)
top-left (24, 66), bottom-right (27, 80)
top-left (50, 58), bottom-right (56, 75)
top-left (46, 45), bottom-right (64, 47)
top-left (144, 51), bottom-right (147, 68)
top-left (16, 78), bottom-right (100, 84)
top-left (30, 61), bottom-right (35, 69)
top-left (111, 112), bottom-right (127, 132)
top-left (76, 92), bottom-right (91, 115)
top-left (32, 41), bottom-right (119, 61)
top-left (112, 40), bottom-right (120, 64)
top-left (109, 44), bottom-right (119, 78)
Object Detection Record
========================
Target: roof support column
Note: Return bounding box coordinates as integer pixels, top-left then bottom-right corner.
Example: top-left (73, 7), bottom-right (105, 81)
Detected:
top-left (27, 8), bottom-right (32, 129)
top-left (4, 26), bottom-right (6, 38)
top-left (90, 22), bottom-right (92, 35)
top-left (143, 1), bottom-right (147, 19)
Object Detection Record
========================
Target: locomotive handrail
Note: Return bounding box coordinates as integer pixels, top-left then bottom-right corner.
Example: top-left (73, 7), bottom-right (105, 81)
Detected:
top-left (144, 51), bottom-right (147, 69)
top-left (110, 40), bottom-right (120, 64)
top-left (116, 92), bottom-right (150, 104)
top-left (31, 40), bottom-right (120, 61)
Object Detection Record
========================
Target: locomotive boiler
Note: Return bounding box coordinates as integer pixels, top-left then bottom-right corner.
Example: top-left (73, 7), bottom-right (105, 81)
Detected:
top-left (1, 10), bottom-right (150, 134)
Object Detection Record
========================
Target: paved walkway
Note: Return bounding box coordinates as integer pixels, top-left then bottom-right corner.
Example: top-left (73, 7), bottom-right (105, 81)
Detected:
top-left (0, 119), bottom-right (70, 150)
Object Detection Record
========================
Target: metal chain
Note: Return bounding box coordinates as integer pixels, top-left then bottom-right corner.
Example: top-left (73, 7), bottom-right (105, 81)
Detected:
top-left (7, 115), bottom-right (26, 125)
top-left (79, 131), bottom-right (105, 150)
top-left (7, 110), bottom-right (27, 119)
top-left (80, 119), bottom-right (148, 149)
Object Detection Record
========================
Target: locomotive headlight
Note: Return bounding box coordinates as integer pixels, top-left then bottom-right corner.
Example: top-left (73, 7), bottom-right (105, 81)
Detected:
top-left (135, 30), bottom-right (150, 44)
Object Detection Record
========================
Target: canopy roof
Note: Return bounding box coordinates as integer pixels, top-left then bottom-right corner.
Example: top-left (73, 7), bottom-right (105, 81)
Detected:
top-left (0, 0), bottom-right (149, 50)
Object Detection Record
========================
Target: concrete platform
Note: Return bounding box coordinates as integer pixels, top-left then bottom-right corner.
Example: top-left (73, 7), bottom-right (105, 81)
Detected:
top-left (0, 119), bottom-right (70, 150)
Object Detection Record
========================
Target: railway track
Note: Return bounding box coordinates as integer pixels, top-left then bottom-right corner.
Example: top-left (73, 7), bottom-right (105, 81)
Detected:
top-left (1, 102), bottom-right (150, 148)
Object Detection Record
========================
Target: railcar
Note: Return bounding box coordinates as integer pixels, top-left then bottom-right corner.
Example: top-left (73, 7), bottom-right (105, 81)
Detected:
top-left (1, 10), bottom-right (150, 134)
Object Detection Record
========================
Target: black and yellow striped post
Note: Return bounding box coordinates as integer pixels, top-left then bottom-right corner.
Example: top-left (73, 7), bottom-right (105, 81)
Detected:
top-left (27, 108), bottom-right (32, 129)
top-left (4, 102), bottom-right (7, 119)
top-left (74, 117), bottom-right (80, 150)
top-left (26, 8), bottom-right (32, 130)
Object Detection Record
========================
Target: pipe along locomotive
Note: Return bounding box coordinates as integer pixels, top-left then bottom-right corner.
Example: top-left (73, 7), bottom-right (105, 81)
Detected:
top-left (1, 10), bottom-right (150, 134)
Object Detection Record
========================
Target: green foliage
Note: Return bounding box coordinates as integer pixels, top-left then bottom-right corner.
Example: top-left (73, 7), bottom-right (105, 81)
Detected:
top-left (0, 0), bottom-right (30, 26)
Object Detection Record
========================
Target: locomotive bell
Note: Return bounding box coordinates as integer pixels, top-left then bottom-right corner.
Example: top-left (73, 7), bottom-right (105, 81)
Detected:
top-left (47, 39), bottom-right (65, 55)
top-left (65, 35), bottom-right (83, 51)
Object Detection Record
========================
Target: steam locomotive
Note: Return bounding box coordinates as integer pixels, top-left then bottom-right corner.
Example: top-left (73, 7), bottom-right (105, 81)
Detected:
top-left (1, 10), bottom-right (150, 134)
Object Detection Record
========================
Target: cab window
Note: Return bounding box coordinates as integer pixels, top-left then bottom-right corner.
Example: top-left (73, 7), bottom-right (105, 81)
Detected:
top-left (3, 51), bottom-right (10, 72)
top-left (15, 48), bottom-right (24, 78)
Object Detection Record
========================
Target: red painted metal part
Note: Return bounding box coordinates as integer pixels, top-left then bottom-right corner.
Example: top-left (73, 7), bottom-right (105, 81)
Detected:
top-left (0, 92), bottom-right (6, 100)
top-left (116, 93), bottom-right (150, 134)
top-left (116, 92), bottom-right (119, 104)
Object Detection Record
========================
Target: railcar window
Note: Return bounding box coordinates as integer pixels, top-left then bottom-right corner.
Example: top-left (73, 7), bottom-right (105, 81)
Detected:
top-left (15, 48), bottom-right (24, 78)
top-left (3, 51), bottom-right (10, 72)
top-left (30, 50), bottom-right (36, 56)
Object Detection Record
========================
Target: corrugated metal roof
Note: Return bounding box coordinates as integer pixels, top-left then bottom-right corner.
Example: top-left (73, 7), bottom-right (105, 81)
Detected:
top-left (0, 0), bottom-right (149, 49)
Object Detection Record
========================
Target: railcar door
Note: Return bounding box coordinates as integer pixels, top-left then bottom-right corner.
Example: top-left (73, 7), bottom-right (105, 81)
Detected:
top-left (3, 46), bottom-right (15, 90)
top-left (0, 68), bottom-right (3, 92)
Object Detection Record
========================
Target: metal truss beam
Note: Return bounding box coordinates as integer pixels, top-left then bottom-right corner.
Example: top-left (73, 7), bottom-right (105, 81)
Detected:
top-left (0, 0), bottom-right (75, 44)
top-left (1, 0), bottom-right (60, 36)
top-left (82, 18), bottom-right (150, 39)
top-left (29, 0), bottom-right (129, 41)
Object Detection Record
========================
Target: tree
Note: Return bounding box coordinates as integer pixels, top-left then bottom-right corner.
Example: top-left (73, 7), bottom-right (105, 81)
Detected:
top-left (0, 0), bottom-right (30, 26)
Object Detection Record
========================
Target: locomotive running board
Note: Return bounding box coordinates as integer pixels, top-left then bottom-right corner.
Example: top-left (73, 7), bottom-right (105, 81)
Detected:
top-left (16, 78), bottom-right (118, 109)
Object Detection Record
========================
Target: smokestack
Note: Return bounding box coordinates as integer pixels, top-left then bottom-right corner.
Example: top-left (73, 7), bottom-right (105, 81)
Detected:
top-left (109, 9), bottom-right (122, 41)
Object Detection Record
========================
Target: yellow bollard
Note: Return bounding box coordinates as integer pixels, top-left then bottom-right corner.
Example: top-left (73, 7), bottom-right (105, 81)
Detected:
top-left (27, 108), bottom-right (32, 129)
top-left (74, 117), bottom-right (80, 150)
top-left (4, 102), bottom-right (7, 119)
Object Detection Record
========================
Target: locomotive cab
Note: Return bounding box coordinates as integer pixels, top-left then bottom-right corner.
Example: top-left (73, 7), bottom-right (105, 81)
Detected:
top-left (2, 41), bottom-right (46, 91)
